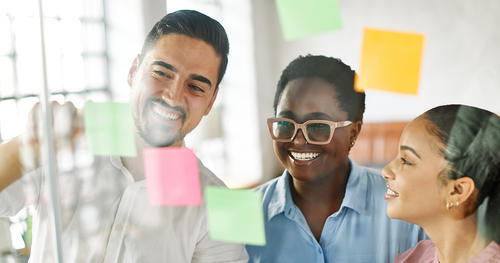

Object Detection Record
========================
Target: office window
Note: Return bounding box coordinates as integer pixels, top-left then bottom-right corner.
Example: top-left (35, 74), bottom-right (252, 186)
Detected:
top-left (0, 0), bottom-right (110, 142)
top-left (0, 0), bottom-right (109, 255)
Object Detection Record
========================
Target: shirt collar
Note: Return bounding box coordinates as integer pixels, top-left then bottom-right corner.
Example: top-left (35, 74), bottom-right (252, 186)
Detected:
top-left (266, 160), bottom-right (369, 221)
top-left (339, 160), bottom-right (369, 215)
top-left (267, 170), bottom-right (295, 221)
top-left (110, 156), bottom-right (135, 182)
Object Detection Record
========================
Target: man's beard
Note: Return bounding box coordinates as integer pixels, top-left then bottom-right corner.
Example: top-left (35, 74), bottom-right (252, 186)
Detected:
top-left (136, 98), bottom-right (187, 147)
top-left (136, 123), bottom-right (183, 147)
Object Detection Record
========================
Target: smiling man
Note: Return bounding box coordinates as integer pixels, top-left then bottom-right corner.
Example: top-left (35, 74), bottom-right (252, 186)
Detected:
top-left (104, 10), bottom-right (248, 262)
top-left (129, 32), bottom-right (222, 148)
top-left (0, 10), bottom-right (247, 262)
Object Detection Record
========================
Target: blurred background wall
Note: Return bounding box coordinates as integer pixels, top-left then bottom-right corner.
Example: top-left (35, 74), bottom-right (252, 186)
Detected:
top-left (180, 0), bottom-right (500, 187)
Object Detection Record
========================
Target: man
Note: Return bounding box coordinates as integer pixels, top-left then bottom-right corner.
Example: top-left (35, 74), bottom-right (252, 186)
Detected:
top-left (0, 10), bottom-right (248, 262)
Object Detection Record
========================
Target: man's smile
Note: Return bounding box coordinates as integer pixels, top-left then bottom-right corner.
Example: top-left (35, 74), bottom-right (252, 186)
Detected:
top-left (148, 98), bottom-right (186, 124)
top-left (151, 100), bottom-right (183, 121)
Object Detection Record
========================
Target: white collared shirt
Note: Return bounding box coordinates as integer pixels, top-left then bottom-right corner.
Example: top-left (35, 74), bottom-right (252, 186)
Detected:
top-left (0, 156), bottom-right (248, 262)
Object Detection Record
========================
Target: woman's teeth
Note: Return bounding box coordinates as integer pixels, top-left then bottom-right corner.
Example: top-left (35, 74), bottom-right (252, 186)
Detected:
top-left (152, 101), bottom-right (181, 120)
top-left (290, 152), bottom-right (320, 161)
top-left (386, 188), bottom-right (399, 197)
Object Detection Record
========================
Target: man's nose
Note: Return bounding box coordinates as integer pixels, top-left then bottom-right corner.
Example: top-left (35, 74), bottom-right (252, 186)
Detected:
top-left (161, 81), bottom-right (183, 105)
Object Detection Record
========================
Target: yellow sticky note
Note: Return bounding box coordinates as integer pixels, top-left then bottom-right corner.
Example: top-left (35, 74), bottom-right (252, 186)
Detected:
top-left (357, 28), bottom-right (425, 95)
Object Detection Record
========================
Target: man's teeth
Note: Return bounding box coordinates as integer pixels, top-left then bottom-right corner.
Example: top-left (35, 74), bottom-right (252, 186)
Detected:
top-left (290, 152), bottom-right (320, 161)
top-left (152, 101), bottom-right (180, 120)
top-left (386, 188), bottom-right (399, 196)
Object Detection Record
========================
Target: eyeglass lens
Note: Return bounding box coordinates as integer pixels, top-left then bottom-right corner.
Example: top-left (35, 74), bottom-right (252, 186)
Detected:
top-left (272, 120), bottom-right (331, 143)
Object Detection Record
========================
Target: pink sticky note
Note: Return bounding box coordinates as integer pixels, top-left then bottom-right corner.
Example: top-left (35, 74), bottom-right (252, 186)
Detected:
top-left (143, 147), bottom-right (201, 206)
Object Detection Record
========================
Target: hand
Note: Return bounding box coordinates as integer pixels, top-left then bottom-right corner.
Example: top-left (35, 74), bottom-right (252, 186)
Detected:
top-left (20, 101), bottom-right (85, 171)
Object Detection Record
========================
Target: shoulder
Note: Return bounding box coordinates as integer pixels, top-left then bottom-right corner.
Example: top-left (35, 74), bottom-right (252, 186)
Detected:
top-left (198, 160), bottom-right (227, 188)
top-left (350, 161), bottom-right (386, 194)
top-left (354, 163), bottom-right (384, 184)
top-left (394, 240), bottom-right (436, 263)
top-left (255, 175), bottom-right (281, 193)
top-left (472, 241), bottom-right (500, 262)
top-left (254, 175), bottom-right (282, 203)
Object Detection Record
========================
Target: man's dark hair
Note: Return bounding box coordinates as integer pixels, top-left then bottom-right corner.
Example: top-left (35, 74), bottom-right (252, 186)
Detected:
top-left (274, 55), bottom-right (365, 122)
top-left (140, 10), bottom-right (229, 88)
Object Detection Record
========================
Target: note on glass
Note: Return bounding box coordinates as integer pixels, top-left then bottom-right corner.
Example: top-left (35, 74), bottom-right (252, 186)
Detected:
top-left (205, 186), bottom-right (266, 246)
top-left (356, 28), bottom-right (425, 95)
top-left (275, 0), bottom-right (342, 41)
top-left (143, 147), bottom-right (201, 206)
top-left (84, 102), bottom-right (137, 156)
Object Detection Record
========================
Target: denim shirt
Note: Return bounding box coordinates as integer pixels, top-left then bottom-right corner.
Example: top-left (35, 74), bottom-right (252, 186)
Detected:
top-left (246, 160), bottom-right (426, 263)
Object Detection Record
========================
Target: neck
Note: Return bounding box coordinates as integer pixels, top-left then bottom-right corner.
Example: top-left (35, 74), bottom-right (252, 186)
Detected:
top-left (291, 160), bottom-right (351, 205)
top-left (422, 213), bottom-right (490, 263)
top-left (121, 133), bottom-right (147, 181)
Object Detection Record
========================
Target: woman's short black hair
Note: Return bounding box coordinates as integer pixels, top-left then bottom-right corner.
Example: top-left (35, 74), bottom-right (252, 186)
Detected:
top-left (274, 55), bottom-right (365, 122)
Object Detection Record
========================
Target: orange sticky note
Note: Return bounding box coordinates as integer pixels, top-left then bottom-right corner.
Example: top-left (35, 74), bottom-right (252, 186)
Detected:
top-left (143, 147), bottom-right (201, 206)
top-left (357, 28), bottom-right (425, 95)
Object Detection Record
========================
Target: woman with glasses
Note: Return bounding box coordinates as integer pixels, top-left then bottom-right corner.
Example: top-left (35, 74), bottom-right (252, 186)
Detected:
top-left (246, 55), bottom-right (425, 262)
top-left (382, 105), bottom-right (499, 262)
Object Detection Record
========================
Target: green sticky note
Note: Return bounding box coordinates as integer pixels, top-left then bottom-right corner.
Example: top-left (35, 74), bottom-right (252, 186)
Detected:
top-left (84, 102), bottom-right (137, 156)
top-left (205, 186), bottom-right (266, 246)
top-left (276, 0), bottom-right (342, 41)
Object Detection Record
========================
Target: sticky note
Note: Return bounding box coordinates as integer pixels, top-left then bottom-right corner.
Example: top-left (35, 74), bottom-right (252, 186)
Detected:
top-left (357, 28), bottom-right (425, 95)
top-left (84, 102), bottom-right (137, 156)
top-left (205, 186), bottom-right (266, 246)
top-left (143, 147), bottom-right (201, 206)
top-left (276, 0), bottom-right (342, 41)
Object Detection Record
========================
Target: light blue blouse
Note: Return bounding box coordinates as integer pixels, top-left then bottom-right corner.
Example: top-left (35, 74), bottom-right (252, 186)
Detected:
top-left (246, 161), bottom-right (426, 263)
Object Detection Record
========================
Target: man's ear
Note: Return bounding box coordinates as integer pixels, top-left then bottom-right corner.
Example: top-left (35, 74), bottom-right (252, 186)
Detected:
top-left (449, 177), bottom-right (476, 204)
top-left (204, 87), bottom-right (219, 116)
top-left (128, 55), bottom-right (140, 87)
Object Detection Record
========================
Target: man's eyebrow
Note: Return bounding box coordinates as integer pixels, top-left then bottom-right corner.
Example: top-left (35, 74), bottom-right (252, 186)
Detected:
top-left (190, 74), bottom-right (212, 88)
top-left (152, 61), bottom-right (176, 72)
top-left (401, 145), bottom-right (421, 159)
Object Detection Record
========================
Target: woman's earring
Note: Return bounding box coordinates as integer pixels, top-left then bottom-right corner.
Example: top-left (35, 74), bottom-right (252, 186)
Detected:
top-left (446, 200), bottom-right (460, 210)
